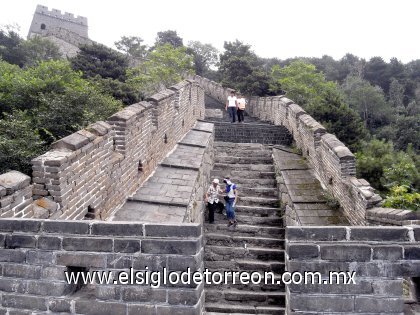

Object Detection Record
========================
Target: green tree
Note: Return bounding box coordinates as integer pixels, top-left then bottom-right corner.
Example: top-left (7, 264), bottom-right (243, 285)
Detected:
top-left (0, 110), bottom-right (45, 174)
top-left (388, 78), bottom-right (405, 108)
top-left (115, 36), bottom-right (148, 60)
top-left (19, 36), bottom-right (62, 67)
top-left (127, 44), bottom-right (194, 97)
top-left (187, 40), bottom-right (218, 75)
top-left (0, 25), bottom-right (26, 67)
top-left (155, 30), bottom-right (183, 48)
top-left (383, 185), bottom-right (420, 211)
top-left (271, 61), bottom-right (368, 150)
top-left (364, 56), bottom-right (390, 92)
top-left (70, 43), bottom-right (129, 81)
top-left (341, 75), bottom-right (393, 132)
top-left (219, 40), bottom-right (272, 96)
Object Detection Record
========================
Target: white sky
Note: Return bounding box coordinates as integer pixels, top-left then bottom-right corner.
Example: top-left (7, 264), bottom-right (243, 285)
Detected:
top-left (1, 0), bottom-right (419, 63)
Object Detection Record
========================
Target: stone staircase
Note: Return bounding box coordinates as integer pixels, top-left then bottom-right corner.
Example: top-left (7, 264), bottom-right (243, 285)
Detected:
top-left (204, 142), bottom-right (285, 314)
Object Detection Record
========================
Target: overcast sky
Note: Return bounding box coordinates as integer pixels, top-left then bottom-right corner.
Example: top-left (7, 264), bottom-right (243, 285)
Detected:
top-left (1, 0), bottom-right (419, 63)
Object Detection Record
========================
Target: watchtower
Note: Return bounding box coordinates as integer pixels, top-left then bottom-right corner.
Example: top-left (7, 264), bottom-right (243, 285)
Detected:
top-left (27, 4), bottom-right (88, 39)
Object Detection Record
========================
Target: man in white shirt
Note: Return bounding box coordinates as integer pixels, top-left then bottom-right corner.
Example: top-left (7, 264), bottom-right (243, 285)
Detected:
top-left (225, 91), bottom-right (238, 123)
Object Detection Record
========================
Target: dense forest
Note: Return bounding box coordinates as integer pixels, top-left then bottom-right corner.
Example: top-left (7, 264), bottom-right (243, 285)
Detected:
top-left (0, 27), bottom-right (418, 210)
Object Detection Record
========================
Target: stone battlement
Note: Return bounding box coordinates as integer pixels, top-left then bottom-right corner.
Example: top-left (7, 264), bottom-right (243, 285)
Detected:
top-left (34, 5), bottom-right (88, 26)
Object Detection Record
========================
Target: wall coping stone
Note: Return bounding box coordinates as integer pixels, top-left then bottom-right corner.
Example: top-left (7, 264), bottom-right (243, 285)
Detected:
top-left (0, 171), bottom-right (31, 195)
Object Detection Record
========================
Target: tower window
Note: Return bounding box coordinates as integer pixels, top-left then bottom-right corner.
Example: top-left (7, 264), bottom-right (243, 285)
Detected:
top-left (40, 23), bottom-right (46, 30)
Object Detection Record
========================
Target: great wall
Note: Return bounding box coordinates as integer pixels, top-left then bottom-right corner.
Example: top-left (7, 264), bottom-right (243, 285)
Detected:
top-left (0, 72), bottom-right (418, 314)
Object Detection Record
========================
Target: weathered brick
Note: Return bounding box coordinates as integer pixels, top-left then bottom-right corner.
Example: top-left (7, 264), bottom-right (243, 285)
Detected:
top-left (3, 263), bottom-right (42, 279)
top-left (62, 237), bottom-right (113, 252)
top-left (355, 296), bottom-right (403, 313)
top-left (122, 286), bottom-right (167, 302)
top-left (141, 239), bottom-right (200, 255)
top-left (114, 239), bottom-right (140, 253)
top-left (414, 227), bottom-right (420, 241)
top-left (0, 171), bottom-right (31, 194)
top-left (107, 254), bottom-right (132, 268)
top-left (167, 254), bottom-right (201, 271)
top-left (0, 249), bottom-right (26, 262)
top-left (286, 227), bottom-right (346, 241)
top-left (287, 244), bottom-right (319, 259)
top-left (26, 280), bottom-right (72, 296)
top-left (289, 294), bottom-right (354, 312)
top-left (42, 220), bottom-right (89, 234)
top-left (2, 293), bottom-right (47, 311)
top-left (128, 304), bottom-right (156, 315)
top-left (56, 252), bottom-right (106, 268)
top-left (156, 304), bottom-right (203, 315)
top-left (168, 287), bottom-right (200, 305)
top-left (0, 219), bottom-right (41, 232)
top-left (41, 266), bottom-right (68, 281)
top-left (320, 244), bottom-right (371, 261)
top-left (48, 299), bottom-right (71, 313)
top-left (95, 286), bottom-right (121, 301)
top-left (145, 223), bottom-right (201, 238)
top-left (404, 246), bottom-right (420, 260)
top-left (0, 278), bottom-right (26, 293)
top-left (372, 246), bottom-right (403, 261)
top-left (350, 227), bottom-right (409, 241)
top-left (38, 236), bottom-right (61, 250)
top-left (26, 250), bottom-right (55, 265)
top-left (75, 300), bottom-right (126, 315)
top-left (5, 234), bottom-right (37, 249)
top-left (372, 279), bottom-right (403, 296)
top-left (91, 222), bottom-right (144, 236)
top-left (133, 255), bottom-right (167, 270)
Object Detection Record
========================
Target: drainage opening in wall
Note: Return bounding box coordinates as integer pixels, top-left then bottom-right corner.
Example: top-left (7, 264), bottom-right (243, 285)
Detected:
top-left (138, 160), bottom-right (143, 173)
top-left (182, 119), bottom-right (185, 127)
top-left (66, 266), bottom-right (89, 294)
top-left (164, 133), bottom-right (168, 144)
top-left (84, 206), bottom-right (95, 220)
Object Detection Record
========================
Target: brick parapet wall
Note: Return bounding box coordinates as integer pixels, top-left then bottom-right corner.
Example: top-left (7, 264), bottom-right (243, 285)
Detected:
top-left (0, 80), bottom-right (205, 221)
top-left (286, 226), bottom-right (420, 314)
top-left (0, 218), bottom-right (204, 315)
top-left (193, 75), bottom-right (387, 225)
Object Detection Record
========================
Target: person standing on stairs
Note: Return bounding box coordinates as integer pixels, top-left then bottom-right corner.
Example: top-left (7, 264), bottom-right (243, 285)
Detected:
top-left (223, 177), bottom-right (238, 227)
top-left (237, 93), bottom-right (246, 123)
top-left (205, 178), bottom-right (225, 224)
top-left (225, 91), bottom-right (238, 123)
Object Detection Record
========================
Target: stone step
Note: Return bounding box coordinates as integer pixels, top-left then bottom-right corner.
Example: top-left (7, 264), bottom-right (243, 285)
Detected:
top-left (213, 212), bottom-right (282, 226)
top-left (238, 196), bottom-right (279, 208)
top-left (205, 245), bottom-right (285, 261)
top-left (204, 223), bottom-right (284, 239)
top-left (205, 233), bottom-right (284, 249)
top-left (235, 205), bottom-right (280, 217)
top-left (211, 170), bottom-right (276, 180)
top-left (230, 178), bottom-right (277, 187)
top-left (205, 303), bottom-right (285, 314)
top-left (206, 289), bottom-right (285, 306)
top-left (213, 163), bottom-right (274, 172)
top-left (240, 187), bottom-right (278, 198)
top-left (205, 259), bottom-right (285, 273)
top-left (214, 156), bottom-right (273, 164)
top-left (204, 272), bottom-right (285, 291)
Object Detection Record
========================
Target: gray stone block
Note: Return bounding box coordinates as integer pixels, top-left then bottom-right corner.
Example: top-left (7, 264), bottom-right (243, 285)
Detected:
top-left (26, 250), bottom-right (55, 265)
top-left (372, 279), bottom-right (403, 296)
top-left (51, 132), bottom-right (89, 150)
top-left (289, 294), bottom-right (354, 312)
top-left (355, 296), bottom-right (403, 313)
top-left (287, 227), bottom-right (346, 241)
top-left (0, 219), bottom-right (41, 232)
top-left (26, 280), bottom-right (71, 296)
top-left (95, 286), bottom-right (121, 300)
top-left (350, 227), bottom-right (409, 241)
top-left (0, 249), bottom-right (26, 262)
top-left (0, 171), bottom-right (31, 194)
top-left (38, 236), bottom-right (61, 250)
top-left (107, 254), bottom-right (132, 269)
top-left (3, 263), bottom-right (42, 279)
top-left (75, 300), bottom-right (127, 315)
top-left (91, 222), bottom-right (144, 236)
top-left (287, 244), bottom-right (319, 259)
top-left (141, 239), bottom-right (200, 255)
top-left (34, 198), bottom-right (58, 212)
top-left (48, 299), bottom-right (71, 313)
top-left (167, 254), bottom-right (201, 271)
top-left (62, 237), bottom-right (113, 252)
top-left (404, 246), bottom-right (420, 260)
top-left (372, 246), bottom-right (403, 261)
top-left (133, 255), bottom-right (167, 270)
top-left (414, 227), bottom-right (420, 241)
top-left (114, 239), bottom-right (140, 253)
top-left (41, 266), bottom-right (68, 281)
top-left (0, 185), bottom-right (6, 197)
top-left (32, 205), bottom-right (49, 219)
top-left (121, 286), bottom-right (167, 302)
top-left (56, 252), bottom-right (106, 268)
top-left (42, 220), bottom-right (89, 234)
top-left (0, 278), bottom-right (26, 293)
top-left (156, 304), bottom-right (201, 315)
top-left (145, 223), bottom-right (201, 238)
top-left (128, 304), bottom-right (156, 315)
top-left (168, 287), bottom-right (200, 305)
top-left (6, 234), bottom-right (37, 249)
top-left (320, 245), bottom-right (371, 261)
top-left (2, 293), bottom-right (47, 311)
